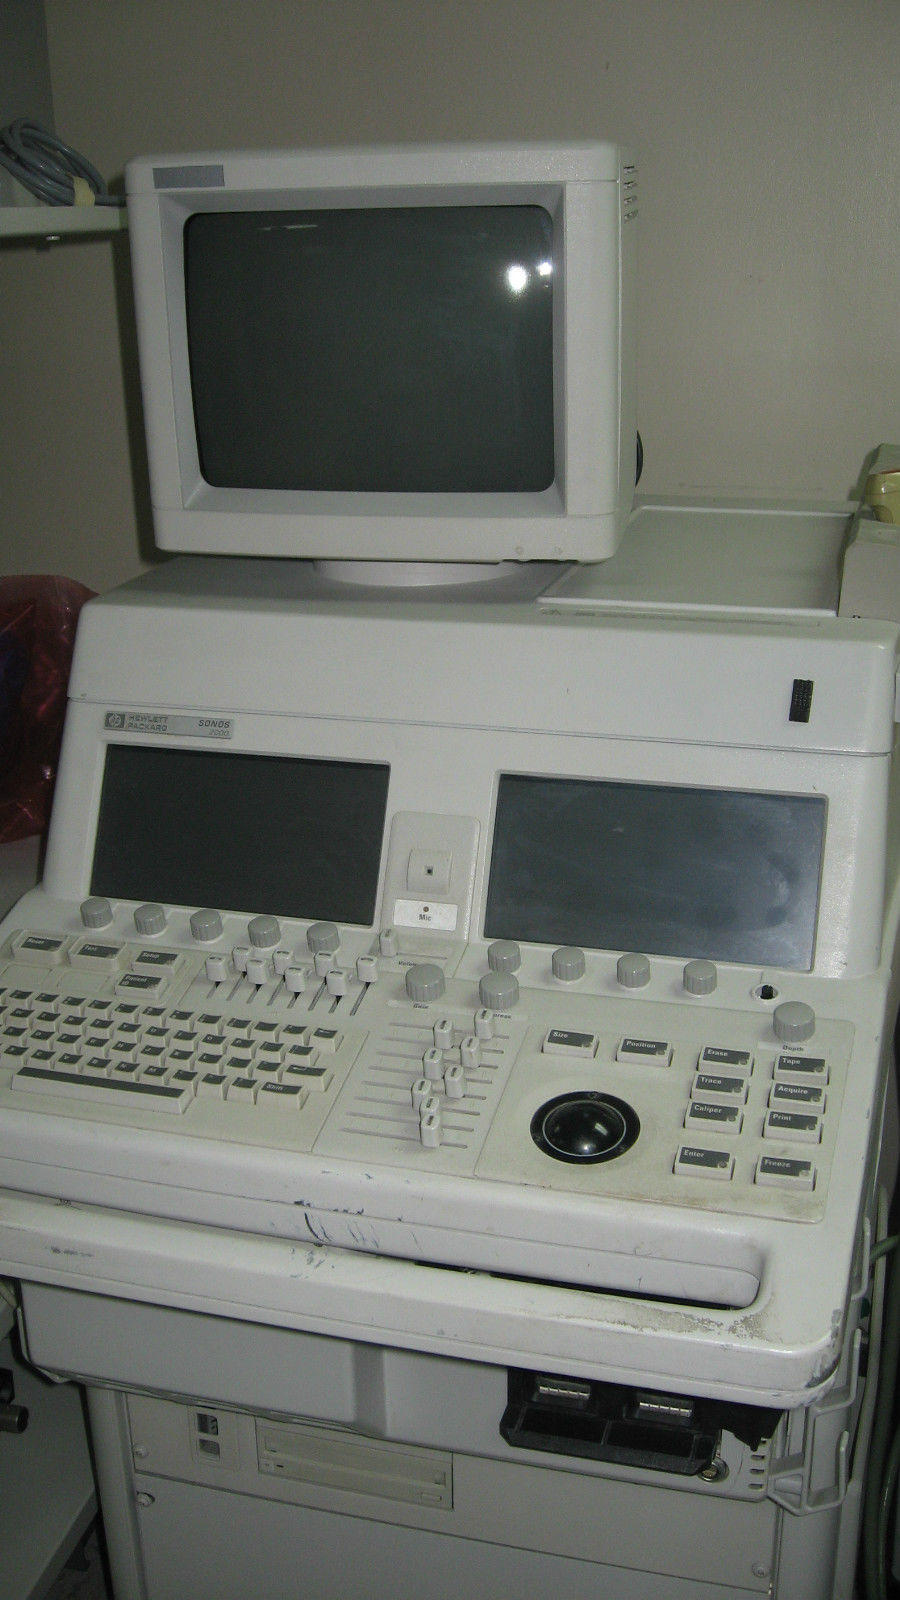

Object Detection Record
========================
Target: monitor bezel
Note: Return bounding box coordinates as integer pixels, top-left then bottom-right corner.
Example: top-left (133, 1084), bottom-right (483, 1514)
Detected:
top-left (125, 141), bottom-right (636, 564)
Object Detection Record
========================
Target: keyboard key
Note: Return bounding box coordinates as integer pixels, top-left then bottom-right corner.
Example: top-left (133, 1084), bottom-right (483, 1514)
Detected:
top-left (674, 1144), bottom-right (734, 1180)
top-left (11, 1063), bottom-right (191, 1113)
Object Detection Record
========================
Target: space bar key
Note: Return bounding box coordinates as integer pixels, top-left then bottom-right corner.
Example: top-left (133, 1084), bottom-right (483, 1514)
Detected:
top-left (11, 1064), bottom-right (191, 1115)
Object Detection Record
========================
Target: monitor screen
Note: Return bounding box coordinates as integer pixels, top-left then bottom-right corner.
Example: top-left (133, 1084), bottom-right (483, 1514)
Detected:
top-left (90, 744), bottom-right (390, 926)
top-left (484, 773), bottom-right (826, 969)
top-left (126, 141), bottom-right (637, 563)
top-left (185, 205), bottom-right (555, 495)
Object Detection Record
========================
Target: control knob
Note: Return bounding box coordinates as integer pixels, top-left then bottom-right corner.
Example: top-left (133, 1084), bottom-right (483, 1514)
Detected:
top-left (552, 946), bottom-right (585, 982)
top-left (774, 1000), bottom-right (816, 1043)
top-left (308, 921), bottom-right (340, 955)
top-left (249, 914), bottom-right (281, 949)
top-left (479, 970), bottom-right (519, 1011)
top-left (617, 953), bottom-right (651, 989)
top-left (80, 896), bottom-right (112, 930)
top-left (487, 939), bottom-right (521, 973)
top-left (190, 908), bottom-right (223, 943)
top-left (405, 963), bottom-right (446, 1004)
top-left (134, 902), bottom-right (166, 936)
top-left (683, 959), bottom-right (717, 996)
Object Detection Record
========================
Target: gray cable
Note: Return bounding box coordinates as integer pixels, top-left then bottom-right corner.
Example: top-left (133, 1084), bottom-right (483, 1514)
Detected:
top-left (0, 119), bottom-right (123, 207)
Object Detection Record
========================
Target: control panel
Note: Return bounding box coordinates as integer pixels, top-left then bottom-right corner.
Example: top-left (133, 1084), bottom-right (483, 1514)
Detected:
top-left (0, 897), bottom-right (857, 1290)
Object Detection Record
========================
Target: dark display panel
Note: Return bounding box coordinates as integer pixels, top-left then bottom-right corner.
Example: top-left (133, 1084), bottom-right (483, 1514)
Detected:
top-left (185, 205), bottom-right (554, 494)
top-left (484, 775), bottom-right (826, 969)
top-left (91, 745), bottom-right (390, 925)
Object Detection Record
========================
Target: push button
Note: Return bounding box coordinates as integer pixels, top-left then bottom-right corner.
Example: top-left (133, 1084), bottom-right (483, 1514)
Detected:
top-left (544, 1028), bottom-right (597, 1059)
top-left (690, 1073), bottom-right (748, 1105)
top-left (616, 1037), bottom-right (672, 1066)
top-left (684, 1101), bottom-right (743, 1134)
top-left (764, 1109), bottom-right (822, 1143)
top-left (674, 1144), bottom-right (734, 1180)
top-left (756, 1154), bottom-right (816, 1190)
top-left (698, 1046), bottom-right (753, 1075)
top-left (773, 1054), bottom-right (828, 1086)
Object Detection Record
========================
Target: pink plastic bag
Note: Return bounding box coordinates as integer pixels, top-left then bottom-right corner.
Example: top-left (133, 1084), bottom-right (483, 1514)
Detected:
top-left (0, 576), bottom-right (94, 843)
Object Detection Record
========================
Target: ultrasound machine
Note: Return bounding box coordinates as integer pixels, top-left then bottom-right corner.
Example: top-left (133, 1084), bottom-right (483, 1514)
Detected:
top-left (1, 141), bottom-right (898, 1599)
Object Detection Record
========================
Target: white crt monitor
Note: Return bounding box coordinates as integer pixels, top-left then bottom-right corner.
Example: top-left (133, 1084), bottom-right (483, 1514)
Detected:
top-left (125, 141), bottom-right (637, 565)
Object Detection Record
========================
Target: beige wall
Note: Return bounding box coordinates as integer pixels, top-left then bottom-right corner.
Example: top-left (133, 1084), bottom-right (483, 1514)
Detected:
top-left (2, 0), bottom-right (900, 592)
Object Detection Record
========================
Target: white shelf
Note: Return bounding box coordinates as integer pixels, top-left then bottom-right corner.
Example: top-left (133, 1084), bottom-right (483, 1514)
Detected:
top-left (0, 203), bottom-right (126, 240)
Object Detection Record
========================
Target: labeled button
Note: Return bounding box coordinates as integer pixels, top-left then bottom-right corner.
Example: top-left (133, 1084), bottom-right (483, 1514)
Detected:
top-left (763, 1109), bottom-right (822, 1143)
top-left (115, 973), bottom-right (169, 999)
top-left (698, 1045), bottom-right (753, 1074)
top-left (617, 1037), bottom-right (672, 1066)
top-left (691, 1072), bottom-right (748, 1104)
top-left (69, 939), bottom-right (125, 972)
top-left (544, 1028), bottom-right (597, 1059)
top-left (10, 932), bottom-right (69, 966)
top-left (769, 1082), bottom-right (825, 1111)
top-left (258, 1081), bottom-right (305, 1108)
top-left (674, 1144), bottom-right (734, 1180)
top-left (756, 1154), bottom-right (816, 1190)
top-left (684, 1101), bottom-right (743, 1134)
top-left (773, 1054), bottom-right (829, 1086)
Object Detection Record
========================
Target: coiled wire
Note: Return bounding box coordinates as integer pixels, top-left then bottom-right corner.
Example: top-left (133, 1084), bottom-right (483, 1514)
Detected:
top-left (0, 120), bottom-right (123, 207)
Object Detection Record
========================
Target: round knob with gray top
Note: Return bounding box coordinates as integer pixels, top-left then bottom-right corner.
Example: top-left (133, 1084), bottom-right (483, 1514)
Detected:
top-left (774, 1000), bottom-right (816, 1043)
top-left (487, 939), bottom-right (521, 973)
top-left (190, 908), bottom-right (223, 943)
top-left (683, 959), bottom-right (717, 996)
top-left (552, 946), bottom-right (586, 983)
top-left (617, 952), bottom-right (651, 989)
top-left (249, 914), bottom-right (281, 949)
top-left (80, 896), bottom-right (113, 930)
top-left (134, 902), bottom-right (166, 937)
top-left (405, 963), bottom-right (446, 1003)
top-left (479, 970), bottom-right (520, 1011)
top-left (307, 920), bottom-right (340, 956)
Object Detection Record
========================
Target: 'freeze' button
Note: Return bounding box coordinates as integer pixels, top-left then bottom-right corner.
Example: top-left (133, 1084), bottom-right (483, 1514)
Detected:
top-left (756, 1154), bottom-right (816, 1191)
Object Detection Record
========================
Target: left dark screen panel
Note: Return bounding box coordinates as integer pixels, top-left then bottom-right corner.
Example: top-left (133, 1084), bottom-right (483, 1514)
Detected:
top-left (90, 745), bottom-right (390, 925)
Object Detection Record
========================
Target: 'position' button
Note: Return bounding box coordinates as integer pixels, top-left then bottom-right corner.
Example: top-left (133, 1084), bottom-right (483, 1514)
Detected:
top-left (616, 1037), bottom-right (672, 1066)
